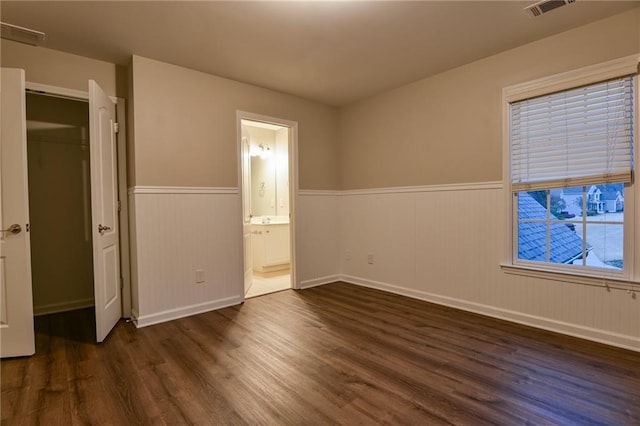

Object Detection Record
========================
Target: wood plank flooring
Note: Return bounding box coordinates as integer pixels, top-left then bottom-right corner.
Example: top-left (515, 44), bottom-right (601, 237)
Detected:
top-left (2, 282), bottom-right (639, 425)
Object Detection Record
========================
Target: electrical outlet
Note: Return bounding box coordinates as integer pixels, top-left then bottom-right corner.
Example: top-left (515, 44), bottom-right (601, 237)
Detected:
top-left (195, 269), bottom-right (205, 283)
top-left (345, 250), bottom-right (351, 261)
top-left (367, 254), bottom-right (374, 264)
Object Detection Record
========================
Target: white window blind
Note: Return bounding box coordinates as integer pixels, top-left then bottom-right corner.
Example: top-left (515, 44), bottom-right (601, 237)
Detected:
top-left (510, 76), bottom-right (634, 192)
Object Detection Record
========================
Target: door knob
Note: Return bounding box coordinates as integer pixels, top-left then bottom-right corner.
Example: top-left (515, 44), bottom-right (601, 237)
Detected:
top-left (98, 224), bottom-right (111, 234)
top-left (1, 224), bottom-right (21, 235)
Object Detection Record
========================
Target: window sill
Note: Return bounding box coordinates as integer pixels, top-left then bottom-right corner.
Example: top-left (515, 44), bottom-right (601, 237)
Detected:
top-left (500, 263), bottom-right (640, 290)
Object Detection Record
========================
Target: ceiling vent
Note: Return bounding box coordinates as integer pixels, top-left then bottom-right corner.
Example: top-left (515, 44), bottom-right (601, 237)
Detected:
top-left (525, 0), bottom-right (575, 17)
top-left (1, 22), bottom-right (45, 46)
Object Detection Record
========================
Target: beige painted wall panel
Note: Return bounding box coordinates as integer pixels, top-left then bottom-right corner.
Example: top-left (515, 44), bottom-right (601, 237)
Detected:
top-left (131, 55), bottom-right (339, 189)
top-left (1, 40), bottom-right (117, 97)
top-left (339, 7), bottom-right (640, 189)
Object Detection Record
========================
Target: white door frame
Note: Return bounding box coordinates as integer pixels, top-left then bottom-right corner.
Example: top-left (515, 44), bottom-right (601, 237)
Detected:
top-left (24, 81), bottom-right (132, 318)
top-left (236, 111), bottom-right (299, 295)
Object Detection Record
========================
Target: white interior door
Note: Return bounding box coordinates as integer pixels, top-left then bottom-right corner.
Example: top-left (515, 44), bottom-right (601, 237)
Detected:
top-left (241, 136), bottom-right (253, 295)
top-left (89, 80), bottom-right (121, 342)
top-left (0, 68), bottom-right (35, 357)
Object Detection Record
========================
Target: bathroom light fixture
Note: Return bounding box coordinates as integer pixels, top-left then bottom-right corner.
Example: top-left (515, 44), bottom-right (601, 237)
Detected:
top-left (250, 144), bottom-right (272, 159)
top-left (259, 144), bottom-right (272, 159)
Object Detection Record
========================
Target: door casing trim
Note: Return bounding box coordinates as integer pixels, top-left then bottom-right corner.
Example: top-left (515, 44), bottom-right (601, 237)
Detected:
top-left (236, 111), bottom-right (299, 298)
top-left (24, 81), bottom-right (131, 318)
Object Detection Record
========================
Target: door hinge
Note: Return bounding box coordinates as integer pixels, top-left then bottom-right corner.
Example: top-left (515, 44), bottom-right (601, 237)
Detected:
top-left (120, 277), bottom-right (124, 289)
top-left (117, 200), bottom-right (121, 212)
top-left (114, 122), bottom-right (120, 134)
top-left (26, 223), bottom-right (30, 232)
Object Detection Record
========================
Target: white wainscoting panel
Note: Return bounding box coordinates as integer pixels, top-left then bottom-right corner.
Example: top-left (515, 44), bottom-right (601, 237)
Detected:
top-left (128, 187), bottom-right (342, 325)
top-left (297, 191), bottom-right (341, 288)
top-left (129, 187), bottom-right (243, 326)
top-left (339, 183), bottom-right (640, 351)
top-left (128, 190), bottom-right (140, 319)
top-left (126, 183), bottom-right (639, 350)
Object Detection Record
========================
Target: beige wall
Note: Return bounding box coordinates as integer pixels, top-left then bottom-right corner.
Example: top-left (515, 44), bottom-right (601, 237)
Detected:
top-left (1, 39), bottom-right (118, 97)
top-left (338, 7), bottom-right (640, 189)
top-left (130, 55), bottom-right (339, 189)
top-left (7, 6), bottom-right (637, 191)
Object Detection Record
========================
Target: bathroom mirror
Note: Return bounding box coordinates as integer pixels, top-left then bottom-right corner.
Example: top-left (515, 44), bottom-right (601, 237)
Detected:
top-left (251, 155), bottom-right (276, 217)
top-left (242, 122), bottom-right (289, 220)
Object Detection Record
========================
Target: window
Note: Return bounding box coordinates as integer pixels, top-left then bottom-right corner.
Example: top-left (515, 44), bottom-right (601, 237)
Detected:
top-left (504, 58), bottom-right (638, 280)
top-left (517, 184), bottom-right (624, 269)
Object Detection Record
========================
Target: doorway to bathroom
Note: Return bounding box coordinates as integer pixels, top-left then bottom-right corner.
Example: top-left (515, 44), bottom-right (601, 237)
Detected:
top-left (238, 113), bottom-right (297, 299)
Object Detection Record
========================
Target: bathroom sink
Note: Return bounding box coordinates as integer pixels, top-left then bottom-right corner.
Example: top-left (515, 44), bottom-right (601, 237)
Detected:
top-left (251, 216), bottom-right (289, 225)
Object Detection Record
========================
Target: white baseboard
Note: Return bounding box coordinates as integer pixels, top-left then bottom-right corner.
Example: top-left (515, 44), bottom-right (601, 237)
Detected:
top-left (299, 275), bottom-right (342, 289)
top-left (340, 275), bottom-right (640, 352)
top-left (34, 298), bottom-right (95, 316)
top-left (132, 296), bottom-right (243, 328)
top-left (127, 273), bottom-right (639, 351)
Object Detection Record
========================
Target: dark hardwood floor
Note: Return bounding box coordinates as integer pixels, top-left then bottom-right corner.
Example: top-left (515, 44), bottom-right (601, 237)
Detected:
top-left (2, 282), bottom-right (639, 425)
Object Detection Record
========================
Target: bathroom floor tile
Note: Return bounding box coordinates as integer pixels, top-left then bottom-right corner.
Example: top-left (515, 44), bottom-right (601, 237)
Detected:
top-left (245, 270), bottom-right (291, 298)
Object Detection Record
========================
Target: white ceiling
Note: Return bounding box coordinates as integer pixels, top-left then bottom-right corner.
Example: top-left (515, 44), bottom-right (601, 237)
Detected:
top-left (1, 1), bottom-right (637, 106)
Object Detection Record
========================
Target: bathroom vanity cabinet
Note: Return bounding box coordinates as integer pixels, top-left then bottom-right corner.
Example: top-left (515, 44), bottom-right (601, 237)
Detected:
top-left (251, 223), bottom-right (290, 272)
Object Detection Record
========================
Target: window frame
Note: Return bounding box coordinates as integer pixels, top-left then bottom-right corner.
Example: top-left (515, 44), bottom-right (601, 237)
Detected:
top-left (502, 55), bottom-right (640, 285)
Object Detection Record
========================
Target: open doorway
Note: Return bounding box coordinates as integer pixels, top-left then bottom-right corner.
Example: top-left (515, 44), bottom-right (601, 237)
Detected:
top-left (239, 117), bottom-right (295, 298)
top-left (1, 73), bottom-right (124, 357)
top-left (26, 92), bottom-right (96, 319)
top-left (21, 82), bottom-right (123, 344)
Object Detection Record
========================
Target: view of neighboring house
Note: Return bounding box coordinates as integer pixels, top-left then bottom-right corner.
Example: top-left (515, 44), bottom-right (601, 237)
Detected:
top-left (518, 192), bottom-right (587, 264)
top-left (554, 184), bottom-right (624, 216)
top-left (587, 185), bottom-right (625, 213)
